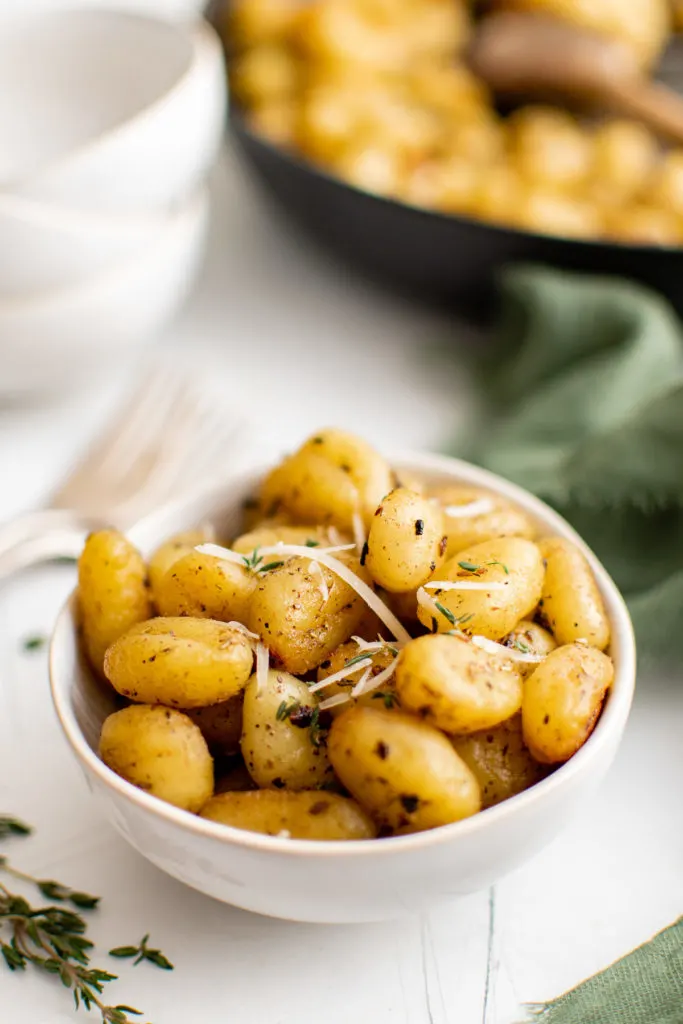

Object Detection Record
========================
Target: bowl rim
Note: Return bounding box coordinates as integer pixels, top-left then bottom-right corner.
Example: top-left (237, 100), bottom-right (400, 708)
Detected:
top-left (230, 112), bottom-right (683, 257)
top-left (0, 10), bottom-right (219, 191)
top-left (50, 450), bottom-right (636, 859)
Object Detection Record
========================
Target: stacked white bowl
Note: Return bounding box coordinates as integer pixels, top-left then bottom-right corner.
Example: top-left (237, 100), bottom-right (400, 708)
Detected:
top-left (0, 6), bottom-right (227, 397)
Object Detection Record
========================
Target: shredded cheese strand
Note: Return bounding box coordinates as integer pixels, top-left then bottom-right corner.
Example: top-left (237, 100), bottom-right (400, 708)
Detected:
top-left (471, 635), bottom-right (545, 664)
top-left (444, 498), bottom-right (495, 519)
top-left (319, 693), bottom-right (351, 711)
top-left (255, 641), bottom-right (269, 695)
top-left (308, 657), bottom-right (372, 694)
top-left (351, 656), bottom-right (399, 698)
top-left (416, 586), bottom-right (445, 622)
top-left (197, 542), bottom-right (412, 644)
top-left (308, 560), bottom-right (329, 604)
top-left (350, 664), bottom-right (373, 697)
top-left (423, 580), bottom-right (508, 592)
top-left (226, 621), bottom-right (260, 641)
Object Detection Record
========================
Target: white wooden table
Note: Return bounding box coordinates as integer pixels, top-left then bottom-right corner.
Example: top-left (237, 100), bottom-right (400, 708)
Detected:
top-left (0, 146), bottom-right (681, 1024)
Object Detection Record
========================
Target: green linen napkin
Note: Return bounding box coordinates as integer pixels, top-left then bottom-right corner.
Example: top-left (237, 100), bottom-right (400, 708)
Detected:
top-left (522, 917), bottom-right (683, 1023)
top-left (457, 265), bottom-right (683, 664)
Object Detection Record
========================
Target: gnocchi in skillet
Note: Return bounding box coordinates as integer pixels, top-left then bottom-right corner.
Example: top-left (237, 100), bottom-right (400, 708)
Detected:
top-left (84, 429), bottom-right (615, 841)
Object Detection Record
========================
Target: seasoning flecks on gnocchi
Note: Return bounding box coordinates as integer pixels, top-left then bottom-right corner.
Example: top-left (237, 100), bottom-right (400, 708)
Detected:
top-left (82, 428), bottom-right (616, 842)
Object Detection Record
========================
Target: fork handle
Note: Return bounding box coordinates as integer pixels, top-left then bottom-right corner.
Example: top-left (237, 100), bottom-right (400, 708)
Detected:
top-left (0, 510), bottom-right (99, 580)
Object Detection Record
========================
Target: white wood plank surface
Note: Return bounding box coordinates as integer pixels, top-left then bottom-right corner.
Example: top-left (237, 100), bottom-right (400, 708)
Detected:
top-left (0, 147), bottom-right (681, 1024)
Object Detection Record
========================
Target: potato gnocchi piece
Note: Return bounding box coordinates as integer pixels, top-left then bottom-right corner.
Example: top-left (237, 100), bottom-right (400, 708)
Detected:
top-left (200, 789), bottom-right (376, 840)
top-left (452, 714), bottom-right (547, 809)
top-left (500, 619), bottom-right (557, 675)
top-left (78, 529), bottom-right (153, 676)
top-left (232, 523), bottom-right (336, 554)
top-left (99, 705), bottom-right (213, 812)
top-left (185, 695), bottom-right (244, 758)
top-left (522, 643), bottom-right (614, 763)
top-left (241, 669), bottom-right (333, 789)
top-left (248, 553), bottom-right (370, 674)
top-left (365, 487), bottom-right (447, 592)
top-left (417, 537), bottom-right (544, 641)
top-left (104, 617), bottom-right (254, 709)
top-left (155, 551), bottom-right (256, 623)
top-left (259, 428), bottom-right (393, 528)
top-left (328, 706), bottom-right (481, 834)
top-left (431, 485), bottom-right (536, 560)
top-left (538, 538), bottom-right (610, 650)
top-left (147, 529), bottom-right (210, 606)
top-left (395, 633), bottom-right (523, 734)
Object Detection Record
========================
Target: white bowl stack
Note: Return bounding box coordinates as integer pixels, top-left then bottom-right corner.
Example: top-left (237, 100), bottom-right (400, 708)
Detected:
top-left (0, 7), bottom-right (227, 397)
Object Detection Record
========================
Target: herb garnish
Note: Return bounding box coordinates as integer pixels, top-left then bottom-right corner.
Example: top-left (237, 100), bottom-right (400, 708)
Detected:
top-left (241, 549), bottom-right (284, 574)
top-left (21, 635), bottom-right (46, 653)
top-left (0, 818), bottom-right (31, 840)
top-left (342, 652), bottom-right (374, 669)
top-left (275, 701), bottom-right (327, 746)
top-left (434, 603), bottom-right (475, 630)
top-left (109, 935), bottom-right (173, 971)
top-left (275, 699), bottom-right (300, 722)
top-left (457, 560), bottom-right (509, 576)
top-left (305, 539), bottom-right (320, 547)
top-left (511, 639), bottom-right (531, 653)
top-left (371, 691), bottom-right (400, 709)
top-left (457, 561), bottom-right (481, 573)
top-left (0, 822), bottom-right (146, 1023)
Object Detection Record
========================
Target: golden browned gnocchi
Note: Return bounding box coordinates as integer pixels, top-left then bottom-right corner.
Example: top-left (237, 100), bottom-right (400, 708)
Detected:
top-left (241, 669), bottom-right (333, 789)
top-left (78, 529), bottom-right (153, 675)
top-left (82, 430), bottom-right (617, 841)
top-left (329, 706), bottom-right (481, 833)
top-left (417, 537), bottom-right (544, 640)
top-left (185, 695), bottom-right (244, 758)
top-left (99, 705), bottom-right (213, 812)
top-left (259, 429), bottom-right (394, 527)
top-left (248, 553), bottom-right (369, 674)
top-left (431, 485), bottom-right (536, 560)
top-left (539, 538), bottom-right (610, 650)
top-left (148, 529), bottom-right (211, 606)
top-left (200, 789), bottom-right (376, 840)
top-left (365, 487), bottom-right (447, 592)
top-left (155, 551), bottom-right (256, 623)
top-left (522, 643), bottom-right (614, 763)
top-left (395, 632), bottom-right (523, 734)
top-left (452, 713), bottom-right (547, 809)
top-left (104, 617), bottom-right (254, 708)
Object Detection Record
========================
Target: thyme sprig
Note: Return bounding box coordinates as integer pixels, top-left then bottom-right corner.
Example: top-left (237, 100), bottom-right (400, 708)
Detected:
top-left (241, 548), bottom-right (284, 574)
top-left (0, 823), bottom-right (149, 1023)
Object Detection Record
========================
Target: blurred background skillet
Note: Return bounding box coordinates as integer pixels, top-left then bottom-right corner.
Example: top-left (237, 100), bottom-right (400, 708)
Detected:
top-left (208, 0), bottom-right (683, 318)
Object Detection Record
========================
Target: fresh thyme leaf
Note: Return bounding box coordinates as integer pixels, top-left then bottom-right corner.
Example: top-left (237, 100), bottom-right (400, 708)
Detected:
top-left (70, 892), bottom-right (100, 910)
top-left (343, 652), bottom-right (373, 669)
top-left (371, 691), bottom-right (399, 709)
top-left (110, 935), bottom-right (173, 971)
top-left (511, 639), bottom-right (531, 653)
top-left (305, 539), bottom-right (320, 547)
top-left (22, 635), bottom-right (46, 652)
top-left (308, 706), bottom-right (327, 748)
top-left (258, 561), bottom-right (284, 573)
top-left (487, 560), bottom-right (509, 574)
top-left (241, 548), bottom-right (263, 572)
top-left (0, 817), bottom-right (32, 839)
top-left (275, 699), bottom-right (300, 722)
top-left (434, 601), bottom-right (457, 627)
top-left (457, 560), bottom-right (481, 572)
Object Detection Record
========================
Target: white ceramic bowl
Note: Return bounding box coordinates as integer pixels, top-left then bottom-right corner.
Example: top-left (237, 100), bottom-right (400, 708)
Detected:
top-left (0, 188), bottom-right (209, 397)
top-left (0, 194), bottom-right (177, 295)
top-left (50, 454), bottom-right (636, 924)
top-left (0, 8), bottom-right (226, 213)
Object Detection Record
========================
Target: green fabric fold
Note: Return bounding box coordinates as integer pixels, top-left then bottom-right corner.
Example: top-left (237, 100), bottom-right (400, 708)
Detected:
top-left (456, 266), bottom-right (683, 663)
top-left (520, 917), bottom-right (683, 1024)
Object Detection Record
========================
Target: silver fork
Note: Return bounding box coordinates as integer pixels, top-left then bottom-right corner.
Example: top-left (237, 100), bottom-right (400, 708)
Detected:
top-left (0, 367), bottom-right (246, 579)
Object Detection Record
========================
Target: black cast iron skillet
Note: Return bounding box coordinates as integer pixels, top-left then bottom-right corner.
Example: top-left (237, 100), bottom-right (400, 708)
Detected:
top-left (211, 4), bottom-right (683, 318)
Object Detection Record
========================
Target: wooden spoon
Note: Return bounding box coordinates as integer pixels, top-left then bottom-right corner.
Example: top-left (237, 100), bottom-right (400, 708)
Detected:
top-left (469, 11), bottom-right (683, 145)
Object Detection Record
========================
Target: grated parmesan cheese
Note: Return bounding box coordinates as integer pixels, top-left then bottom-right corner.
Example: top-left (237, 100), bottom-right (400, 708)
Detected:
top-left (308, 656), bottom-right (372, 694)
top-left (308, 560), bottom-right (329, 604)
top-left (351, 656), bottom-right (399, 698)
top-left (471, 635), bottom-right (545, 664)
top-left (255, 641), bottom-right (269, 695)
top-left (225, 621), bottom-right (260, 641)
top-left (318, 693), bottom-right (351, 711)
top-left (444, 498), bottom-right (495, 519)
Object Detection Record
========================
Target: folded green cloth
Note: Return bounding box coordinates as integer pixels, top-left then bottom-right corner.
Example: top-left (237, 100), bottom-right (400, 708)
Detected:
top-left (522, 917), bottom-right (683, 1024)
top-left (457, 265), bottom-right (683, 664)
